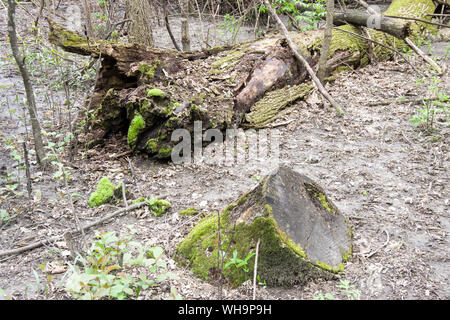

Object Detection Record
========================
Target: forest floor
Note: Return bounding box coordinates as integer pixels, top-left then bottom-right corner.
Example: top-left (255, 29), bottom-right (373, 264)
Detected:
top-left (0, 2), bottom-right (448, 300)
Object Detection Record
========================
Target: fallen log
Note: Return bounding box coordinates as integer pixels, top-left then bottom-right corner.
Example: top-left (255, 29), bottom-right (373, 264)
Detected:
top-left (47, 0), bottom-right (437, 160)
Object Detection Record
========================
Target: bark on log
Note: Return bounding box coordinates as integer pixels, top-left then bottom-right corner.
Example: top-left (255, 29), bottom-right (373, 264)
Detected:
top-left (176, 166), bottom-right (352, 286)
top-left (46, 0), bottom-right (437, 160)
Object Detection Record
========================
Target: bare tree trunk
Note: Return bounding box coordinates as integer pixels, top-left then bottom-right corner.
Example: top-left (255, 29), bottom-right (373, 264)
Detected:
top-left (162, 0), bottom-right (181, 51)
top-left (81, 0), bottom-right (93, 38)
top-left (126, 0), bottom-right (154, 47)
top-left (8, 0), bottom-right (46, 166)
top-left (181, 0), bottom-right (191, 51)
top-left (317, 0), bottom-right (334, 82)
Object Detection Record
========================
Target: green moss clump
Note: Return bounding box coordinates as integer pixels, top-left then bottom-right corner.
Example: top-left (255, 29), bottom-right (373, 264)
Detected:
top-left (245, 84), bottom-right (312, 126)
top-left (147, 88), bottom-right (166, 99)
top-left (178, 208), bottom-right (199, 216)
top-left (145, 138), bottom-right (158, 153)
top-left (165, 117), bottom-right (182, 130)
top-left (138, 61), bottom-right (159, 78)
top-left (315, 261), bottom-right (345, 273)
top-left (88, 177), bottom-right (115, 207)
top-left (157, 147), bottom-right (172, 158)
top-left (176, 201), bottom-right (327, 287)
top-left (127, 113), bottom-right (145, 149)
top-left (131, 197), bottom-right (171, 216)
top-left (146, 197), bottom-right (171, 217)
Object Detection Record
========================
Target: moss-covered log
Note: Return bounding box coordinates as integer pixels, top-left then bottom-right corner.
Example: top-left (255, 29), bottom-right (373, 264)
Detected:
top-left (176, 166), bottom-right (352, 287)
top-left (47, 0), bottom-right (436, 159)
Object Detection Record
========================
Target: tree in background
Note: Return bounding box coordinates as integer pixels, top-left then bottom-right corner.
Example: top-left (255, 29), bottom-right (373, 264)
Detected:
top-left (126, 0), bottom-right (154, 47)
top-left (7, 0), bottom-right (46, 166)
top-left (317, 0), bottom-right (334, 83)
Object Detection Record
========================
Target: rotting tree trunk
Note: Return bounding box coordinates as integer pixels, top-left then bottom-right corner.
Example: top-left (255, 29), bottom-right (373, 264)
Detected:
top-left (47, 0), bottom-right (436, 160)
top-left (176, 166), bottom-right (352, 286)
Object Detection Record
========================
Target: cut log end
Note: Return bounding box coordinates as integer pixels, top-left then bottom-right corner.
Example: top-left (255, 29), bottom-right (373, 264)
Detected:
top-left (176, 166), bottom-right (352, 287)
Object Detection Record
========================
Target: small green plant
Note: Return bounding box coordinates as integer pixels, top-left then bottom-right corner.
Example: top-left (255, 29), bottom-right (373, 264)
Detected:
top-left (65, 231), bottom-right (179, 300)
top-left (257, 274), bottom-right (267, 288)
top-left (223, 250), bottom-right (256, 273)
top-left (260, 0), bottom-right (326, 31)
top-left (312, 279), bottom-right (360, 300)
top-left (0, 136), bottom-right (25, 199)
top-left (336, 279), bottom-right (361, 300)
top-left (313, 292), bottom-right (335, 300)
top-left (411, 77), bottom-right (449, 132)
top-left (0, 209), bottom-right (16, 224)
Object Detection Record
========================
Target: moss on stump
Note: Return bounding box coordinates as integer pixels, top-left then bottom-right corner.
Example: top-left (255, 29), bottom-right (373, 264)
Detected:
top-left (176, 166), bottom-right (352, 287)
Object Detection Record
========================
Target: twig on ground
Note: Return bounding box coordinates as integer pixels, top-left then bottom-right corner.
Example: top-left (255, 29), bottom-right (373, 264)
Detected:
top-left (253, 238), bottom-right (261, 300)
top-left (0, 201), bottom-right (149, 258)
top-left (122, 180), bottom-right (128, 209)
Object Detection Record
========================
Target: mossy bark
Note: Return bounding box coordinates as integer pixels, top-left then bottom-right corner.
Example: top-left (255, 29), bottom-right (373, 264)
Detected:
top-left (176, 166), bottom-right (352, 287)
top-left (47, 0), bottom-right (436, 159)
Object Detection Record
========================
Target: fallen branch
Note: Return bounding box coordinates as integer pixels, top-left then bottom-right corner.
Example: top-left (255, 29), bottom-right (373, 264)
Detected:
top-left (404, 37), bottom-right (442, 74)
top-left (264, 0), bottom-right (343, 113)
top-left (367, 95), bottom-right (442, 106)
top-left (384, 15), bottom-right (450, 29)
top-left (0, 201), bottom-right (148, 258)
top-left (253, 238), bottom-right (261, 300)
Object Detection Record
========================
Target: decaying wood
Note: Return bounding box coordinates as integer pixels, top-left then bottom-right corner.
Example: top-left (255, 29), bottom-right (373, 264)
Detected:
top-left (46, 0), bottom-right (437, 160)
top-left (333, 27), bottom-right (420, 74)
top-left (263, 0), bottom-right (342, 112)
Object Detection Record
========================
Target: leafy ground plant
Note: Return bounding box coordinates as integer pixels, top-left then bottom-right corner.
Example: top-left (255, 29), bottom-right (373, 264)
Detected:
top-left (65, 231), bottom-right (179, 300)
top-left (313, 279), bottom-right (361, 300)
top-left (411, 77), bottom-right (449, 132)
top-left (224, 250), bottom-right (256, 273)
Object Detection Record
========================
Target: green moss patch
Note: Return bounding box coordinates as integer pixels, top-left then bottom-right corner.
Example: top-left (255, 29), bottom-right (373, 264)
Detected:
top-left (178, 208), bottom-right (199, 216)
top-left (132, 196), bottom-right (171, 217)
top-left (245, 84), bottom-right (312, 126)
top-left (147, 88), bottom-right (166, 99)
top-left (88, 177), bottom-right (120, 208)
top-left (127, 113), bottom-right (145, 149)
top-left (138, 61), bottom-right (160, 78)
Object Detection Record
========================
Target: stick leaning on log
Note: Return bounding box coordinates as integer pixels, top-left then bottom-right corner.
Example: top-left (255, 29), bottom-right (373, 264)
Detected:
top-left (263, 0), bottom-right (343, 113)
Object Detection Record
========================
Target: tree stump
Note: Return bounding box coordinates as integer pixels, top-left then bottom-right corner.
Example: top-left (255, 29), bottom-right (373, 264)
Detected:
top-left (176, 166), bottom-right (352, 287)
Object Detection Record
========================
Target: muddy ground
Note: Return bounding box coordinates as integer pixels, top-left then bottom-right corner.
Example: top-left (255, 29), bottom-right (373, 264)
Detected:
top-left (0, 2), bottom-right (448, 300)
